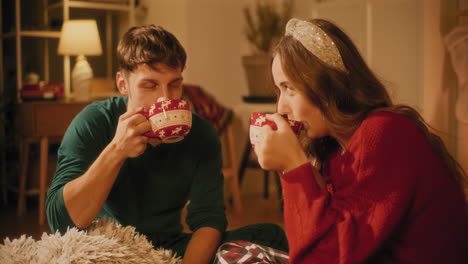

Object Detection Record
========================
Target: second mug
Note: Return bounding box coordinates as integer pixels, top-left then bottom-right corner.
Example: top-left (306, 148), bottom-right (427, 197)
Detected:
top-left (249, 112), bottom-right (303, 147)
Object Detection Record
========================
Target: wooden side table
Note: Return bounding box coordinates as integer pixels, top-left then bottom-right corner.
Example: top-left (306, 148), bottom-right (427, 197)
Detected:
top-left (16, 100), bottom-right (90, 225)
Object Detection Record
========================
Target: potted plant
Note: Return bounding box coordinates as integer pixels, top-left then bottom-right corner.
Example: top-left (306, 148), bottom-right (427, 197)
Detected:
top-left (242, 0), bottom-right (293, 99)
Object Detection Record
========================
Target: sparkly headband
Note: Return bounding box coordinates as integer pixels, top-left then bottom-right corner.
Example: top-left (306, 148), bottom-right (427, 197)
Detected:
top-left (285, 18), bottom-right (346, 72)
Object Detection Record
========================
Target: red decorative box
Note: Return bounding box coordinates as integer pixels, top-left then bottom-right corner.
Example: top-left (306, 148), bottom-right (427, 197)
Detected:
top-left (20, 82), bottom-right (64, 100)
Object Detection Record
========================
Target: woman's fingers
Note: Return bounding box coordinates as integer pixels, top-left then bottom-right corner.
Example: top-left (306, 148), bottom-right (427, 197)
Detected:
top-left (267, 113), bottom-right (289, 131)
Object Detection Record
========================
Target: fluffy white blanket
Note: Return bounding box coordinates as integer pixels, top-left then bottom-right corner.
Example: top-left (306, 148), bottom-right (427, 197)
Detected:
top-left (0, 218), bottom-right (182, 264)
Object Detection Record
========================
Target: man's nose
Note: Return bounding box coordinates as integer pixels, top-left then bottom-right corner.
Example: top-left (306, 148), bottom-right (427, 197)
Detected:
top-left (160, 86), bottom-right (173, 100)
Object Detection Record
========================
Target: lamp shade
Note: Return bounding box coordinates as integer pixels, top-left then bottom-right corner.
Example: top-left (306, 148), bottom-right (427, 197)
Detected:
top-left (58, 20), bottom-right (102, 56)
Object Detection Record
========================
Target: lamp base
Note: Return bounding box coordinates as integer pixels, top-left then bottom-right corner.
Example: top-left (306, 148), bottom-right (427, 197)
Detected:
top-left (71, 55), bottom-right (93, 101)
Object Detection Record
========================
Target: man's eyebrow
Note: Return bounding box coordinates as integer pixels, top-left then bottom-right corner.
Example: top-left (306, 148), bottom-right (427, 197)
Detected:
top-left (169, 77), bottom-right (184, 84)
top-left (140, 79), bottom-right (158, 83)
top-left (139, 77), bottom-right (184, 84)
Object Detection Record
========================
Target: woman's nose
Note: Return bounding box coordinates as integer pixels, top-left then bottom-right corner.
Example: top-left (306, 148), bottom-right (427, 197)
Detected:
top-left (276, 96), bottom-right (290, 115)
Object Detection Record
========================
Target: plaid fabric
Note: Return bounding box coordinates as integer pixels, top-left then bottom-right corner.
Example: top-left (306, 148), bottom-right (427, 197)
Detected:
top-left (182, 84), bottom-right (233, 135)
top-left (214, 240), bottom-right (289, 264)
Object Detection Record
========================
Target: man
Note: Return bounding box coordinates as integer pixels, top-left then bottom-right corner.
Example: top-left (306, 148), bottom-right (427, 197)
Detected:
top-left (46, 25), bottom-right (287, 264)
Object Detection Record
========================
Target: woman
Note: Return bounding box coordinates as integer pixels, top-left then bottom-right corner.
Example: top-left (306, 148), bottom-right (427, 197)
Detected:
top-left (254, 18), bottom-right (468, 263)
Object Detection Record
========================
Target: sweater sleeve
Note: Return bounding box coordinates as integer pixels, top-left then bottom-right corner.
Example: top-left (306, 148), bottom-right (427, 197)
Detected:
top-left (281, 113), bottom-right (428, 264)
top-left (46, 103), bottom-right (112, 234)
top-left (185, 118), bottom-right (227, 233)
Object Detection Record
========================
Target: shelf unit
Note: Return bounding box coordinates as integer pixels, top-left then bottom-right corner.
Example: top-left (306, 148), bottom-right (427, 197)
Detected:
top-left (0, 0), bottom-right (135, 100)
top-left (0, 0), bottom-right (4, 206)
top-left (49, 0), bottom-right (135, 11)
top-left (457, 9), bottom-right (468, 16)
top-left (49, 0), bottom-right (136, 98)
top-left (0, 0), bottom-right (135, 218)
top-left (1, 31), bottom-right (61, 38)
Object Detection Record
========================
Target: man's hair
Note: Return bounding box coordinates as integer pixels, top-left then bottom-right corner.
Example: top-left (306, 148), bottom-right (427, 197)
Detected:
top-left (117, 25), bottom-right (187, 73)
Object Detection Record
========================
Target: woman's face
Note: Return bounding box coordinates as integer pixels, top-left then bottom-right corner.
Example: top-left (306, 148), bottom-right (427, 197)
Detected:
top-left (272, 54), bottom-right (330, 139)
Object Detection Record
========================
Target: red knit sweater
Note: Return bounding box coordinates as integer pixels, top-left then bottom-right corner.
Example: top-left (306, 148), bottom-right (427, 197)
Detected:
top-left (281, 111), bottom-right (468, 264)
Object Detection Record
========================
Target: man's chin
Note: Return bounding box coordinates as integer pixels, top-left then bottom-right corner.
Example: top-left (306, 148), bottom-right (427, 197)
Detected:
top-left (148, 138), bottom-right (162, 147)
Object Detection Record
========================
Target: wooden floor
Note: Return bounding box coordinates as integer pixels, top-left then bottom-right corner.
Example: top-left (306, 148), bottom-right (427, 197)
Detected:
top-left (0, 169), bottom-right (284, 241)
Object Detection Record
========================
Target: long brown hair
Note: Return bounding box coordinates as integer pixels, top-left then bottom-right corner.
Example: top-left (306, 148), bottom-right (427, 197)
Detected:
top-left (273, 18), bottom-right (467, 186)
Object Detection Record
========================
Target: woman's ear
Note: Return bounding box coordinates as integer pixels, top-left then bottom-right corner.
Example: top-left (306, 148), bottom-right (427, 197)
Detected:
top-left (116, 71), bottom-right (128, 96)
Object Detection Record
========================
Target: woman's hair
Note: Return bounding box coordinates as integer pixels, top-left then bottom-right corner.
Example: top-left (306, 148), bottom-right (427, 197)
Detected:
top-left (273, 18), bottom-right (467, 185)
top-left (117, 25), bottom-right (187, 73)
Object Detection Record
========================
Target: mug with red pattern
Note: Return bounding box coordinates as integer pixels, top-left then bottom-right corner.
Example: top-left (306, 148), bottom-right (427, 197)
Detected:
top-left (249, 112), bottom-right (303, 147)
top-left (141, 99), bottom-right (192, 143)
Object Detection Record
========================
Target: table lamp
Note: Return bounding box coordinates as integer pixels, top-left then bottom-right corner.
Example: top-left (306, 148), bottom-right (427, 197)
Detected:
top-left (58, 20), bottom-right (102, 101)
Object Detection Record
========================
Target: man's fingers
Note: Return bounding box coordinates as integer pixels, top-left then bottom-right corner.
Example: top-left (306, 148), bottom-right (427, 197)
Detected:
top-left (135, 119), bottom-right (151, 134)
top-left (126, 112), bottom-right (149, 127)
top-left (148, 137), bottom-right (162, 147)
top-left (120, 106), bottom-right (144, 121)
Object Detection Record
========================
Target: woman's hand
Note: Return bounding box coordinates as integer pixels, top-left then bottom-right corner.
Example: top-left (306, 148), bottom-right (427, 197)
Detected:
top-left (253, 113), bottom-right (308, 173)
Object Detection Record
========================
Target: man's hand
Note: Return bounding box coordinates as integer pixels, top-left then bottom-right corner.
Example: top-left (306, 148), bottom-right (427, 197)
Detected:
top-left (182, 227), bottom-right (221, 264)
top-left (111, 107), bottom-right (152, 158)
top-left (63, 107), bottom-right (151, 229)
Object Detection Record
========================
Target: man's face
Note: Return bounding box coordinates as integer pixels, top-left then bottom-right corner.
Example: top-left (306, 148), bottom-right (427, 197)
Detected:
top-left (116, 62), bottom-right (184, 112)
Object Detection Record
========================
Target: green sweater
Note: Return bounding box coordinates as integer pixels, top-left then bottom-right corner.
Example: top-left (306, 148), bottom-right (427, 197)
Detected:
top-left (46, 96), bottom-right (227, 236)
